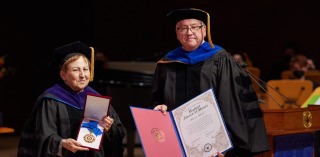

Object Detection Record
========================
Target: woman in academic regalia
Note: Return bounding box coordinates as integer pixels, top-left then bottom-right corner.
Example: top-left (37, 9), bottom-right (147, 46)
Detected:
top-left (17, 41), bottom-right (126, 157)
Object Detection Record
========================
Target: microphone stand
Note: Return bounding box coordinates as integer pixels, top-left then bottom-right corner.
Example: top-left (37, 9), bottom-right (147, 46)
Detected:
top-left (240, 63), bottom-right (300, 109)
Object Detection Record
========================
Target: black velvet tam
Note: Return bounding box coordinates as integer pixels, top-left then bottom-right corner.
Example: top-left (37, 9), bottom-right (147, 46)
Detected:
top-left (167, 8), bottom-right (208, 25)
top-left (53, 41), bottom-right (91, 68)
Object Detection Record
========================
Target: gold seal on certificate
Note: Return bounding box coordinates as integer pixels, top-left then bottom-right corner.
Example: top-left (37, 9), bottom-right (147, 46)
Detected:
top-left (204, 143), bottom-right (212, 152)
top-left (84, 133), bottom-right (96, 143)
top-left (151, 128), bottom-right (165, 142)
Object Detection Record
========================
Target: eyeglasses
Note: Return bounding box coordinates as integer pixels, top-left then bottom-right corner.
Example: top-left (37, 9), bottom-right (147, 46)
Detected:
top-left (176, 25), bottom-right (204, 33)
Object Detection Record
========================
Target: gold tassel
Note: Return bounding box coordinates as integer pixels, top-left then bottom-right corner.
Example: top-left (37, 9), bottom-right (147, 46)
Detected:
top-left (206, 13), bottom-right (214, 48)
top-left (89, 47), bottom-right (94, 82)
top-left (192, 8), bottom-right (215, 48)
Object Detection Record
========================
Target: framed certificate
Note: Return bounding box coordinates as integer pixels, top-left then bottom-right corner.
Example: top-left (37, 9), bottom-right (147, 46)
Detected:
top-left (130, 89), bottom-right (233, 157)
top-left (76, 93), bottom-right (111, 150)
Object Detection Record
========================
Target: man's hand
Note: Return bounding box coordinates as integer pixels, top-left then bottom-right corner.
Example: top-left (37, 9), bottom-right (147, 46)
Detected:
top-left (212, 152), bottom-right (224, 157)
top-left (153, 104), bottom-right (168, 115)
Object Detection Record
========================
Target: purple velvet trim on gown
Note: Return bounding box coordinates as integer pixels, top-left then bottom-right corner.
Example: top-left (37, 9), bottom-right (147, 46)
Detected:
top-left (44, 83), bottom-right (99, 109)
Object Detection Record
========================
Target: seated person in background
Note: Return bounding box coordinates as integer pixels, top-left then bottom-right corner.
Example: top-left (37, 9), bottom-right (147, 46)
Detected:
top-left (289, 54), bottom-right (308, 72)
top-left (17, 41), bottom-right (126, 157)
top-left (290, 54), bottom-right (319, 89)
top-left (307, 58), bottom-right (316, 71)
top-left (267, 43), bottom-right (298, 80)
top-left (232, 53), bottom-right (247, 67)
top-left (242, 52), bottom-right (254, 67)
top-left (232, 52), bottom-right (254, 68)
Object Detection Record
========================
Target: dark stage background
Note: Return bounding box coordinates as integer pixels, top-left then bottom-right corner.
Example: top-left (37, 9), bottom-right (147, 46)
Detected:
top-left (0, 0), bottom-right (320, 134)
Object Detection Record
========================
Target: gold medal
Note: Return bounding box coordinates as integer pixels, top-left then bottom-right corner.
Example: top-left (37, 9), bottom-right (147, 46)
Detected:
top-left (84, 132), bottom-right (95, 143)
top-left (81, 120), bottom-right (103, 143)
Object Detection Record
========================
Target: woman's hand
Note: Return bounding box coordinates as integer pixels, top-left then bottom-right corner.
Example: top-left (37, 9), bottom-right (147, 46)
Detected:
top-left (211, 152), bottom-right (224, 157)
top-left (102, 116), bottom-right (114, 132)
top-left (61, 138), bottom-right (89, 153)
top-left (153, 104), bottom-right (168, 115)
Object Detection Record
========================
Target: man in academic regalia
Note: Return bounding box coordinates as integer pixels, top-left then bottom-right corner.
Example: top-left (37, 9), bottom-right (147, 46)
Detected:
top-left (152, 8), bottom-right (270, 157)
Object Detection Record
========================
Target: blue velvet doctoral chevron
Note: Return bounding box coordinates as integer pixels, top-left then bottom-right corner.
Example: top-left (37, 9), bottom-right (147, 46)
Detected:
top-left (164, 42), bottom-right (222, 65)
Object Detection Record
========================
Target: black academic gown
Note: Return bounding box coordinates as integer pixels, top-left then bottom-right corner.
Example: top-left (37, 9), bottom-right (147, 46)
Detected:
top-left (152, 47), bottom-right (270, 156)
top-left (17, 84), bottom-right (126, 157)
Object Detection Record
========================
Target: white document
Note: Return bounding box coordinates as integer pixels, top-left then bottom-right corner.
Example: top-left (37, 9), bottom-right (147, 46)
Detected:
top-left (84, 94), bottom-right (111, 121)
top-left (171, 89), bottom-right (232, 157)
